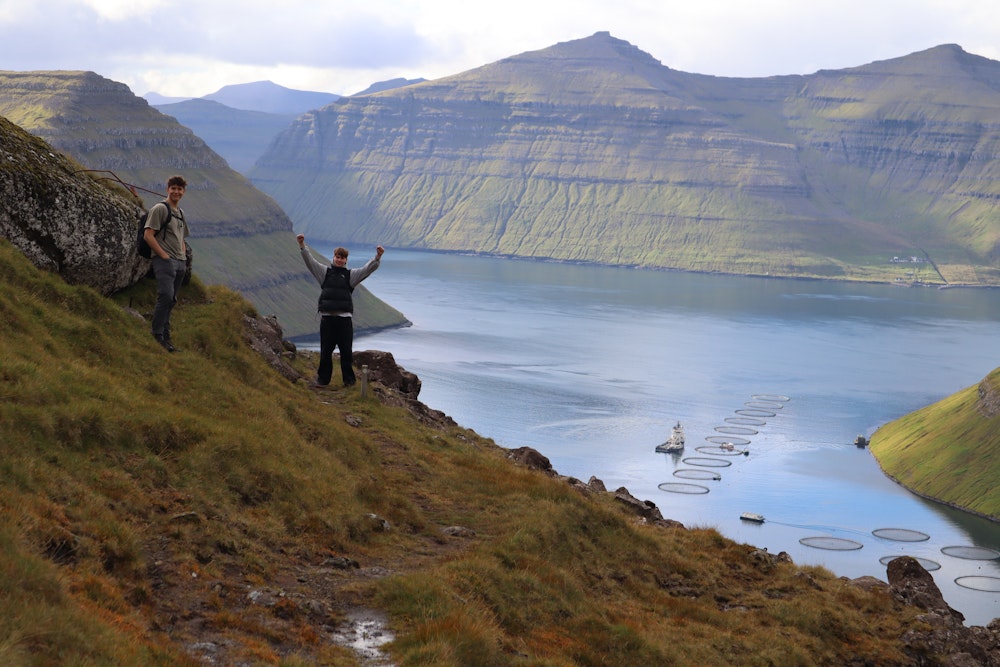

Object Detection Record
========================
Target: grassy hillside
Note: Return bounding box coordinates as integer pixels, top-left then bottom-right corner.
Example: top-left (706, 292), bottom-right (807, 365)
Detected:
top-left (869, 369), bottom-right (1000, 520)
top-left (0, 238), bottom-right (961, 665)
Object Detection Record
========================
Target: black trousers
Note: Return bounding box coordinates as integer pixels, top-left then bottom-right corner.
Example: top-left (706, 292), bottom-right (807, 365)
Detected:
top-left (318, 315), bottom-right (355, 385)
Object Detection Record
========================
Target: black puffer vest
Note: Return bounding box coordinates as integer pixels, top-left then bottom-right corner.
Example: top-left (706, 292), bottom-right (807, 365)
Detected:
top-left (318, 266), bottom-right (353, 313)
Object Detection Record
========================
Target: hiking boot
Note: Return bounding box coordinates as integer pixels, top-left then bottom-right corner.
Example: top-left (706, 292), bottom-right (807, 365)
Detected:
top-left (153, 334), bottom-right (176, 352)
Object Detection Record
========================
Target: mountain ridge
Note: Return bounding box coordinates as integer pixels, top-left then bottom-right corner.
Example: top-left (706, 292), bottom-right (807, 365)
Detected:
top-left (201, 80), bottom-right (340, 114)
top-left (249, 32), bottom-right (1000, 286)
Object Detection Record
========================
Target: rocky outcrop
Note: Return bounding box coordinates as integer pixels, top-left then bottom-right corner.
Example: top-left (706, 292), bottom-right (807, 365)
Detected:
top-left (352, 349), bottom-right (421, 399)
top-left (0, 116), bottom-right (147, 294)
top-left (241, 313), bottom-right (299, 383)
top-left (506, 446), bottom-right (555, 474)
top-left (978, 374), bottom-right (1000, 418)
top-left (350, 349), bottom-right (456, 428)
top-left (883, 557), bottom-right (1000, 666)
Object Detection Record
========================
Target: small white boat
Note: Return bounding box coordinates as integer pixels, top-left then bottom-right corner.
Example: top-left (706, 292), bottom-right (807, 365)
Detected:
top-left (721, 441), bottom-right (750, 456)
top-left (655, 421), bottom-right (685, 453)
top-left (740, 512), bottom-right (765, 523)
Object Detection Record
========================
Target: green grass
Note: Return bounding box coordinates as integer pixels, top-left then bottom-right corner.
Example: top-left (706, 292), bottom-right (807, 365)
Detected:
top-left (869, 369), bottom-right (1000, 519)
top-left (0, 237), bottom-right (956, 665)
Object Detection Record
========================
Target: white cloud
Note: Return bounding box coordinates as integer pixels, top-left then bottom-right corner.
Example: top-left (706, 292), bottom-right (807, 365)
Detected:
top-left (3, 0), bottom-right (1000, 97)
top-left (77, 0), bottom-right (165, 21)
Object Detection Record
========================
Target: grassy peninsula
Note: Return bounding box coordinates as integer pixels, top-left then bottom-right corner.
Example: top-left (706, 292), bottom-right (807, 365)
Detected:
top-left (0, 238), bottom-right (972, 665)
top-left (869, 368), bottom-right (1000, 521)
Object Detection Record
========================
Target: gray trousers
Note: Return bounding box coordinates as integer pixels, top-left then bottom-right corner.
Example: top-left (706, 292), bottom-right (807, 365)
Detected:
top-left (151, 257), bottom-right (187, 337)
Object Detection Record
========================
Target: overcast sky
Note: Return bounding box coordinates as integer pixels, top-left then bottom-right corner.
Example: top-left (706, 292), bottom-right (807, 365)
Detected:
top-left (3, 0), bottom-right (999, 99)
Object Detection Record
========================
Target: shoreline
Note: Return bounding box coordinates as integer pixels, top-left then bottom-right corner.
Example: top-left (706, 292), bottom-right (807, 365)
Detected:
top-left (320, 243), bottom-right (1000, 290)
top-left (868, 449), bottom-right (1000, 525)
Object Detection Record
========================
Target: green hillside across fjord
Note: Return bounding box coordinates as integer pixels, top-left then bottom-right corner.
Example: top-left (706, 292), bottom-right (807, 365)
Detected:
top-left (869, 368), bottom-right (1000, 521)
top-left (251, 35), bottom-right (1000, 286)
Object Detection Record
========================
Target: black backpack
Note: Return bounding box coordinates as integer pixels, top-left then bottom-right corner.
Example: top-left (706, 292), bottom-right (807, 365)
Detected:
top-left (136, 201), bottom-right (178, 258)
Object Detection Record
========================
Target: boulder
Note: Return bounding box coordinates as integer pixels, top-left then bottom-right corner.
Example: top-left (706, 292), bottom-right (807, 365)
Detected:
top-left (0, 116), bottom-right (147, 295)
top-left (887, 555), bottom-right (963, 621)
top-left (507, 447), bottom-right (554, 474)
top-left (353, 350), bottom-right (421, 399)
top-left (613, 486), bottom-right (664, 522)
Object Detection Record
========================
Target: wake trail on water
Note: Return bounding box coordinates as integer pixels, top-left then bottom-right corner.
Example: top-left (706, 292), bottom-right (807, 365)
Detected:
top-left (765, 521), bottom-right (873, 539)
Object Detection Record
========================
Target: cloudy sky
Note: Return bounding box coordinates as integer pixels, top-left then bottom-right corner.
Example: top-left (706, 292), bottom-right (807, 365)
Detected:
top-left (2, 0), bottom-right (999, 99)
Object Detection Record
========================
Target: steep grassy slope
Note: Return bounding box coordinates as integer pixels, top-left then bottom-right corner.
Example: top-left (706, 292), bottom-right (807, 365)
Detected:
top-left (0, 70), bottom-right (407, 337)
top-left (0, 237), bottom-right (950, 665)
top-left (869, 368), bottom-right (1000, 520)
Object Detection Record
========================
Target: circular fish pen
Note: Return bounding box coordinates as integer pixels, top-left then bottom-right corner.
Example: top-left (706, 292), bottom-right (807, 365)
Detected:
top-left (879, 555), bottom-right (941, 571)
top-left (746, 401), bottom-right (784, 410)
top-left (726, 416), bottom-right (767, 426)
top-left (940, 545), bottom-right (1000, 561)
top-left (752, 394), bottom-right (790, 402)
top-left (657, 482), bottom-right (710, 494)
top-left (673, 468), bottom-right (722, 481)
top-left (682, 457), bottom-right (733, 468)
top-left (872, 528), bottom-right (931, 542)
top-left (954, 576), bottom-right (1000, 593)
top-left (705, 436), bottom-right (750, 446)
top-left (799, 536), bottom-right (864, 551)
top-left (714, 425), bottom-right (758, 436)
top-left (735, 409), bottom-right (775, 418)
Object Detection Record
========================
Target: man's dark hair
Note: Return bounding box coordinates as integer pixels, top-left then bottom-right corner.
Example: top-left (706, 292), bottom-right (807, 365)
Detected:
top-left (334, 247), bottom-right (349, 258)
top-left (167, 175), bottom-right (187, 189)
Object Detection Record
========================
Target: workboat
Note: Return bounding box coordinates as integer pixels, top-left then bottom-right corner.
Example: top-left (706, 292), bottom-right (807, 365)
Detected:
top-left (740, 512), bottom-right (765, 523)
top-left (720, 442), bottom-right (750, 456)
top-left (655, 421), bottom-right (685, 453)
top-left (854, 434), bottom-right (868, 447)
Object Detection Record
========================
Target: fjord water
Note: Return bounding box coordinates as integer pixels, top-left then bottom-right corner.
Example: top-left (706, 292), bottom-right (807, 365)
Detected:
top-left (305, 245), bottom-right (1000, 625)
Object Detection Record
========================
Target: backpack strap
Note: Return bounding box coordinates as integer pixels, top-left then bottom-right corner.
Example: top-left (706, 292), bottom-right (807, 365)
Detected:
top-left (152, 200), bottom-right (173, 238)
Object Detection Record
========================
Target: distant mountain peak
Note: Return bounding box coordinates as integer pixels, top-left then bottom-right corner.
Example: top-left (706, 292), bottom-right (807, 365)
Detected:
top-left (420, 31), bottom-right (679, 106)
top-left (201, 80), bottom-right (340, 115)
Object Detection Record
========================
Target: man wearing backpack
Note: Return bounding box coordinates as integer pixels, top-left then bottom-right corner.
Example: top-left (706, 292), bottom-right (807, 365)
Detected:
top-left (143, 175), bottom-right (189, 352)
top-left (297, 234), bottom-right (384, 387)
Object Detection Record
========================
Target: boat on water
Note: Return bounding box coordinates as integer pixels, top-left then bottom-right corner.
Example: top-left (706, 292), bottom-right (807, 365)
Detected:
top-left (720, 442), bottom-right (750, 456)
top-left (655, 421), bottom-right (685, 453)
top-left (854, 434), bottom-right (868, 447)
top-left (740, 512), bottom-right (765, 523)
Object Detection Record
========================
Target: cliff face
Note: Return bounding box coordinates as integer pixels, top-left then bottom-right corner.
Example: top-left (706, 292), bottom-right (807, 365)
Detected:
top-left (0, 70), bottom-right (408, 336)
top-left (250, 34), bottom-right (1000, 285)
top-left (0, 70), bottom-right (294, 240)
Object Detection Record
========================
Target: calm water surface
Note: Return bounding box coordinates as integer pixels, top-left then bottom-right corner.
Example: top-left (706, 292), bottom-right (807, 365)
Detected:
top-left (303, 245), bottom-right (1000, 625)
